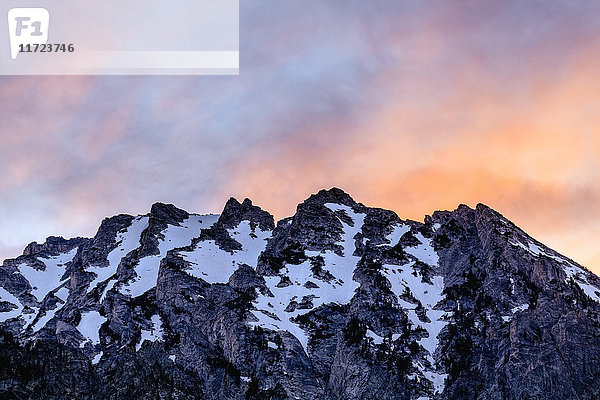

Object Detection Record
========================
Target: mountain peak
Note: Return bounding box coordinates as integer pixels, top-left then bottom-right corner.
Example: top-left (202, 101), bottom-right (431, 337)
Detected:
top-left (217, 196), bottom-right (274, 230)
top-left (429, 202), bottom-right (505, 228)
top-left (22, 236), bottom-right (88, 257)
top-left (301, 187), bottom-right (357, 208)
top-left (149, 202), bottom-right (189, 224)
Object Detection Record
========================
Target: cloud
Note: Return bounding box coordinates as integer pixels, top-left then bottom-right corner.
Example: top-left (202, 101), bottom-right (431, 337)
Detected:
top-left (0, 1), bottom-right (599, 273)
top-left (212, 2), bottom-right (600, 269)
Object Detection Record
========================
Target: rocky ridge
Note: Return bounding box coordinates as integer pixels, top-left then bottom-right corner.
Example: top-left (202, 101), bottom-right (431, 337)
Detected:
top-left (1, 188), bottom-right (600, 399)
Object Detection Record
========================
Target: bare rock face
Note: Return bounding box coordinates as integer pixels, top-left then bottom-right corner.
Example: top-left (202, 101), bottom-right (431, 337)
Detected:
top-left (23, 236), bottom-right (90, 257)
top-left (218, 197), bottom-right (275, 232)
top-left (1, 188), bottom-right (600, 399)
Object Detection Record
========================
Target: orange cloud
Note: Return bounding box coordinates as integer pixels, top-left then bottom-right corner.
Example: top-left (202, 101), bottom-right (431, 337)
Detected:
top-left (217, 32), bottom-right (600, 273)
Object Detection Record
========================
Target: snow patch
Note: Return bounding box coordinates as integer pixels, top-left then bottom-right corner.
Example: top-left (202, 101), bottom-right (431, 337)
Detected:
top-left (181, 219), bottom-right (270, 284)
top-left (29, 285), bottom-right (72, 333)
top-left (366, 329), bottom-right (401, 345)
top-left (31, 307), bottom-right (58, 333)
top-left (511, 304), bottom-right (529, 314)
top-left (565, 264), bottom-right (600, 303)
top-left (18, 248), bottom-right (78, 302)
top-left (382, 223), bottom-right (411, 247)
top-left (92, 351), bottom-right (103, 365)
top-left (122, 255), bottom-right (163, 298)
top-left (99, 279), bottom-right (117, 303)
top-left (386, 226), bottom-right (439, 267)
top-left (0, 286), bottom-right (24, 323)
top-left (54, 287), bottom-right (69, 302)
top-left (87, 216), bottom-right (149, 296)
top-left (404, 233), bottom-right (439, 267)
top-left (136, 314), bottom-right (164, 351)
top-left (121, 215), bottom-right (218, 297)
top-left (78, 311), bottom-right (106, 345)
top-left (366, 329), bottom-right (383, 345)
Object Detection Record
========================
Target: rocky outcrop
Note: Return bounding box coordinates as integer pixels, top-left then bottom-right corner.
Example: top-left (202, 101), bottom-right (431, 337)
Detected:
top-left (218, 198), bottom-right (275, 232)
top-left (1, 188), bottom-right (599, 399)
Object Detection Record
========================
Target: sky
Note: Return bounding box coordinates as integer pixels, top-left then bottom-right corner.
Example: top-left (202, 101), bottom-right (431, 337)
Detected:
top-left (1, 0), bottom-right (599, 273)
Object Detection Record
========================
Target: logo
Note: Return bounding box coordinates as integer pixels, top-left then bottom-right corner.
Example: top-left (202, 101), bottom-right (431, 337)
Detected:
top-left (1, 1), bottom-right (238, 75)
top-left (7, 8), bottom-right (50, 60)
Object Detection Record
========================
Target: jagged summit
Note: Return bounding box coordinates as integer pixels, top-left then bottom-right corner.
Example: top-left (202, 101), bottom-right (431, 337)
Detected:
top-left (22, 236), bottom-right (89, 258)
top-left (149, 202), bottom-right (190, 225)
top-left (301, 187), bottom-right (358, 208)
top-left (218, 197), bottom-right (275, 231)
top-left (1, 189), bottom-right (599, 400)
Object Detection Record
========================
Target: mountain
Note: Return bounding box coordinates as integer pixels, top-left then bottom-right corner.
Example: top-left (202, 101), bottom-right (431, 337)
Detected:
top-left (1, 188), bottom-right (600, 399)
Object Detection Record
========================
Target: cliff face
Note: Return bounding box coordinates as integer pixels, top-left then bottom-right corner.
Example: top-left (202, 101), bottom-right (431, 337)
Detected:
top-left (1, 188), bottom-right (599, 400)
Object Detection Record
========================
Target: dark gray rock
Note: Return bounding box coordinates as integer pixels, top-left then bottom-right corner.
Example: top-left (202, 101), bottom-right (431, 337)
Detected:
top-left (218, 197), bottom-right (275, 232)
